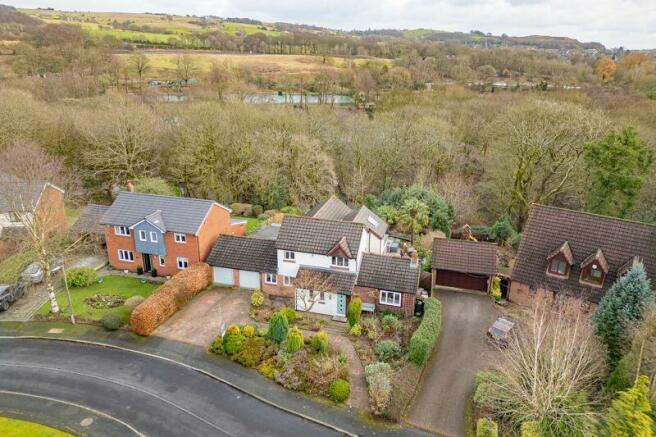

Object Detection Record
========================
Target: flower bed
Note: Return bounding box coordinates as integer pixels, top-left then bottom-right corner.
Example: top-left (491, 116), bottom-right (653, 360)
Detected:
top-left (210, 310), bottom-right (350, 403)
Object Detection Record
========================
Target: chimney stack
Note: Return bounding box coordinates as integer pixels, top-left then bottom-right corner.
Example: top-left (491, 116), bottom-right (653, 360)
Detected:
top-left (126, 180), bottom-right (135, 192)
top-left (408, 247), bottom-right (419, 268)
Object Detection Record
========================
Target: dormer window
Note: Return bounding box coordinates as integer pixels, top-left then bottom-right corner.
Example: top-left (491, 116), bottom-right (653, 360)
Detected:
top-left (546, 241), bottom-right (573, 278)
top-left (331, 256), bottom-right (348, 267)
top-left (549, 259), bottom-right (568, 276)
top-left (579, 249), bottom-right (608, 288)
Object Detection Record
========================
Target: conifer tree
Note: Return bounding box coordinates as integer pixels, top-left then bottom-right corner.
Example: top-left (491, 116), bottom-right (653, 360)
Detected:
top-left (607, 375), bottom-right (654, 436)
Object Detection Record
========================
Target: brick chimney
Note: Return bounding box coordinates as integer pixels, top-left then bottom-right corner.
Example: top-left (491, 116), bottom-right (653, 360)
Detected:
top-left (408, 247), bottom-right (419, 268)
top-left (126, 180), bottom-right (135, 192)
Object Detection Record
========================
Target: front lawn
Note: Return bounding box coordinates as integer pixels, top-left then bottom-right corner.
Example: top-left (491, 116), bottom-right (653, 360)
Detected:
top-left (36, 275), bottom-right (158, 323)
top-left (0, 417), bottom-right (72, 437)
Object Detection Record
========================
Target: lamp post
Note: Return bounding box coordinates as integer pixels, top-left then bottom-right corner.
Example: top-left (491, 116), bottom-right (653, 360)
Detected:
top-left (61, 258), bottom-right (75, 325)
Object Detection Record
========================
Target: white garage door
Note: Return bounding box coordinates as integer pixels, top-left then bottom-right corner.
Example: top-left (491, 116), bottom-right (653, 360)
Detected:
top-left (213, 267), bottom-right (234, 286)
top-left (239, 270), bottom-right (260, 289)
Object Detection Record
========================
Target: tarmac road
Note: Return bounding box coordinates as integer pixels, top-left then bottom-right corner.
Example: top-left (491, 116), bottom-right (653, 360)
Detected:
top-left (0, 338), bottom-right (339, 437)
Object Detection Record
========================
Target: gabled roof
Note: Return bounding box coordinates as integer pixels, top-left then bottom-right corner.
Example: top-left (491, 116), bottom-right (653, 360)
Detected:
top-left (548, 241), bottom-right (574, 265)
top-left (70, 204), bottom-right (109, 236)
top-left (0, 176), bottom-right (63, 212)
top-left (357, 253), bottom-right (420, 294)
top-left (207, 235), bottom-right (278, 273)
top-left (431, 238), bottom-right (498, 276)
top-left (101, 192), bottom-right (230, 235)
top-left (580, 248), bottom-right (609, 273)
top-left (297, 266), bottom-right (358, 295)
top-left (344, 206), bottom-right (389, 238)
top-left (140, 210), bottom-right (166, 232)
top-left (306, 196), bottom-right (353, 221)
top-left (276, 216), bottom-right (364, 258)
top-left (327, 236), bottom-right (353, 259)
top-left (511, 205), bottom-right (656, 303)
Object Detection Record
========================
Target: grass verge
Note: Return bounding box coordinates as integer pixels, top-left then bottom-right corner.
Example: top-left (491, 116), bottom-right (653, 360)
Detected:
top-left (0, 417), bottom-right (72, 436)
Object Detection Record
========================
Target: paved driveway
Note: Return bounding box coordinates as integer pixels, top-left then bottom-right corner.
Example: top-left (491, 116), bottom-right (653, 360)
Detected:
top-left (406, 289), bottom-right (499, 437)
top-left (154, 287), bottom-right (250, 347)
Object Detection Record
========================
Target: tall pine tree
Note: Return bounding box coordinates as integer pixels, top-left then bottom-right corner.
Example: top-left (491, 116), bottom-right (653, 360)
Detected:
top-left (592, 264), bottom-right (654, 367)
top-left (607, 375), bottom-right (654, 436)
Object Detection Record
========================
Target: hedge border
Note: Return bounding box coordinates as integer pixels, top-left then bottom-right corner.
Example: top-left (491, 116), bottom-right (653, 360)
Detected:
top-left (408, 297), bottom-right (442, 365)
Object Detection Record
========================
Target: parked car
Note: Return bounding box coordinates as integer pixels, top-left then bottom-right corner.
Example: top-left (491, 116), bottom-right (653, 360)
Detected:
top-left (21, 260), bottom-right (63, 284)
top-left (487, 317), bottom-right (514, 346)
top-left (0, 281), bottom-right (26, 311)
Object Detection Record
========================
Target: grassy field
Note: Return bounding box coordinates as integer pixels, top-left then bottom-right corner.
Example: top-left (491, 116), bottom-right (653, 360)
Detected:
top-left (0, 417), bottom-right (72, 437)
top-left (36, 275), bottom-right (158, 323)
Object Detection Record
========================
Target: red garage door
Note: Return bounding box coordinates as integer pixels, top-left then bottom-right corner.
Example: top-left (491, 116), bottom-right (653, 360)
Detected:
top-left (435, 269), bottom-right (489, 292)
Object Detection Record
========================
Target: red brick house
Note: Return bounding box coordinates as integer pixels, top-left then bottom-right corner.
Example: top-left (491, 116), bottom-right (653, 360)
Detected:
top-left (510, 205), bottom-right (656, 309)
top-left (431, 238), bottom-right (498, 293)
top-left (101, 192), bottom-right (244, 277)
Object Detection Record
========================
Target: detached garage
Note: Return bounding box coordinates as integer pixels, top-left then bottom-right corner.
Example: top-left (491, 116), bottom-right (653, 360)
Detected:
top-left (207, 235), bottom-right (278, 290)
top-left (431, 238), bottom-right (497, 293)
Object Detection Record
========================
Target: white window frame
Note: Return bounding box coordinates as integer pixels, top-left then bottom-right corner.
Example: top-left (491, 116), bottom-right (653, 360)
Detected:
top-left (176, 257), bottom-right (189, 269)
top-left (159, 256), bottom-right (165, 267)
top-left (150, 231), bottom-right (158, 243)
top-left (118, 249), bottom-right (134, 262)
top-left (284, 251), bottom-right (295, 262)
top-left (114, 225), bottom-right (130, 236)
top-left (331, 256), bottom-right (348, 267)
top-left (265, 273), bottom-right (277, 285)
top-left (138, 230), bottom-right (147, 241)
top-left (174, 233), bottom-right (187, 243)
top-left (283, 275), bottom-right (293, 286)
top-left (379, 290), bottom-right (401, 307)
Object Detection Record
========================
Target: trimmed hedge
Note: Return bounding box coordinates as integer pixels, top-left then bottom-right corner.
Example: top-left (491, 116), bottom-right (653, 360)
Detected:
top-left (130, 263), bottom-right (212, 336)
top-left (101, 312), bottom-right (123, 331)
top-left (476, 418), bottom-right (498, 437)
top-left (408, 297), bottom-right (442, 365)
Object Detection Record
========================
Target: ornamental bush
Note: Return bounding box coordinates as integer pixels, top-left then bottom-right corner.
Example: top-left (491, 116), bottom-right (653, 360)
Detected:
top-left (223, 325), bottom-right (245, 355)
top-left (250, 290), bottom-right (265, 307)
top-left (280, 307), bottom-right (297, 323)
top-left (268, 311), bottom-right (289, 343)
top-left (361, 317), bottom-right (380, 340)
top-left (125, 295), bottom-right (145, 310)
top-left (375, 340), bottom-right (402, 362)
top-left (235, 336), bottom-right (266, 368)
top-left (310, 331), bottom-right (329, 356)
top-left (286, 326), bottom-right (304, 353)
top-left (328, 379), bottom-right (350, 402)
top-left (347, 297), bottom-right (361, 327)
top-left (476, 418), bottom-right (498, 437)
top-left (408, 297), bottom-right (442, 365)
top-left (381, 314), bottom-right (400, 334)
top-left (101, 312), bottom-right (123, 331)
top-left (349, 323), bottom-right (362, 337)
top-left (520, 421), bottom-right (540, 437)
top-left (208, 335), bottom-right (223, 354)
top-left (64, 267), bottom-right (97, 288)
top-left (243, 324), bottom-right (256, 338)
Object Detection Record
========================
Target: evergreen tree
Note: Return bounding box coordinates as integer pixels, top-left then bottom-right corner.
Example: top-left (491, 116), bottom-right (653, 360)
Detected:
top-left (268, 311), bottom-right (289, 343)
top-left (607, 375), bottom-right (654, 436)
top-left (592, 264), bottom-right (654, 367)
top-left (347, 297), bottom-right (362, 327)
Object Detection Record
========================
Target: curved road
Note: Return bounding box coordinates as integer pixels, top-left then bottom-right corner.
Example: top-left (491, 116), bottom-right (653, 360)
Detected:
top-left (0, 338), bottom-right (339, 437)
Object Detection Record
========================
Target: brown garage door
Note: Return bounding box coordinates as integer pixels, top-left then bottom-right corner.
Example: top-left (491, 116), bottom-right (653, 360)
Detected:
top-left (435, 269), bottom-right (489, 292)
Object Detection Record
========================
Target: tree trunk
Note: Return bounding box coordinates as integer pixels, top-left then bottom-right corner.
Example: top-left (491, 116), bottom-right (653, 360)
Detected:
top-left (43, 263), bottom-right (60, 313)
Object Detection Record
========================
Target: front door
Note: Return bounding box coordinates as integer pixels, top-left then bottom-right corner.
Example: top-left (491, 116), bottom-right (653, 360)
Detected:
top-left (336, 294), bottom-right (346, 316)
top-left (143, 254), bottom-right (152, 273)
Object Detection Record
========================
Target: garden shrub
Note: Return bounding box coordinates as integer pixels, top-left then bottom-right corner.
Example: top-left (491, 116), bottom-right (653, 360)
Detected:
top-left (310, 331), bottom-right (329, 356)
top-left (280, 307), bottom-right (297, 323)
top-left (338, 352), bottom-right (347, 365)
top-left (250, 290), bottom-right (265, 307)
top-left (268, 311), bottom-right (289, 343)
top-left (235, 336), bottom-right (266, 367)
top-left (349, 323), bottom-right (362, 337)
top-left (381, 314), bottom-right (400, 334)
top-left (473, 370), bottom-right (506, 411)
top-left (489, 276), bottom-right (501, 302)
top-left (286, 326), bottom-right (304, 353)
top-left (520, 421), bottom-right (540, 437)
top-left (408, 297), bottom-right (442, 365)
top-left (305, 355), bottom-right (346, 396)
top-left (347, 297), bottom-right (361, 327)
top-left (328, 379), bottom-right (351, 402)
top-left (252, 205), bottom-right (264, 216)
top-left (243, 325), bottom-right (256, 338)
top-left (361, 317), bottom-right (380, 340)
top-left (275, 349), bottom-right (308, 391)
top-left (476, 418), bottom-right (498, 437)
top-left (230, 203), bottom-right (253, 216)
top-left (223, 325), bottom-right (245, 355)
top-left (125, 295), bottom-right (145, 310)
top-left (257, 213), bottom-right (270, 221)
top-left (375, 340), bottom-right (402, 362)
top-left (209, 335), bottom-right (223, 354)
top-left (366, 371), bottom-right (391, 416)
top-left (365, 362), bottom-right (393, 379)
top-left (101, 312), bottom-right (123, 331)
top-left (64, 267), bottom-right (97, 288)
top-left (280, 206), bottom-right (303, 216)
top-left (257, 359), bottom-right (276, 379)
top-left (130, 262), bottom-right (212, 336)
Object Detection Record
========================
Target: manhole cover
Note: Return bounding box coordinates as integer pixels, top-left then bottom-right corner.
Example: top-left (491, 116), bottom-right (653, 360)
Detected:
top-left (47, 328), bottom-right (64, 334)
top-left (80, 417), bottom-right (93, 427)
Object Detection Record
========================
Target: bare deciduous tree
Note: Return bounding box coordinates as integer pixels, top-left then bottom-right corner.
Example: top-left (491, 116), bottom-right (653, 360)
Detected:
top-left (293, 270), bottom-right (337, 313)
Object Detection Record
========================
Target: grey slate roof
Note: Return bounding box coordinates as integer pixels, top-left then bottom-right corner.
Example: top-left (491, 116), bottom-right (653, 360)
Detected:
top-left (101, 192), bottom-right (228, 235)
top-left (357, 253), bottom-right (420, 294)
top-left (250, 224), bottom-right (281, 240)
top-left (306, 196), bottom-right (353, 221)
top-left (297, 266), bottom-right (358, 295)
top-left (344, 206), bottom-right (389, 238)
top-left (207, 235), bottom-right (278, 273)
top-left (512, 205), bottom-right (656, 303)
top-left (276, 216), bottom-right (364, 258)
top-left (0, 176), bottom-right (61, 212)
top-left (432, 239), bottom-right (498, 276)
top-left (71, 204), bottom-right (109, 236)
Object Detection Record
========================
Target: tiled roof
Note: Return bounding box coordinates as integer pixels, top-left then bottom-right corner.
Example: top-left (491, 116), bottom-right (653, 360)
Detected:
top-left (306, 196), bottom-right (353, 220)
top-left (70, 204), bottom-right (109, 235)
top-left (101, 192), bottom-right (229, 235)
top-left (207, 235), bottom-right (278, 273)
top-left (431, 239), bottom-right (498, 276)
top-left (276, 216), bottom-right (364, 258)
top-left (357, 253), bottom-right (420, 294)
top-left (344, 206), bottom-right (389, 238)
top-left (297, 266), bottom-right (358, 295)
top-left (249, 224), bottom-right (281, 240)
top-left (511, 205), bottom-right (656, 303)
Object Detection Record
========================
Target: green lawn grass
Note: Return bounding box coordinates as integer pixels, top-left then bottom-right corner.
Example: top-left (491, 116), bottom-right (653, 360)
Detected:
top-left (0, 417), bottom-right (72, 437)
top-left (36, 275), bottom-right (158, 323)
top-left (0, 249), bottom-right (35, 283)
top-left (234, 216), bottom-right (265, 234)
